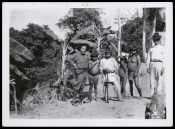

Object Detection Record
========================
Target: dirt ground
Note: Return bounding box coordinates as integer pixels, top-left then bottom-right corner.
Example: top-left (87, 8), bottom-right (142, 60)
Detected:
top-left (10, 63), bottom-right (151, 119)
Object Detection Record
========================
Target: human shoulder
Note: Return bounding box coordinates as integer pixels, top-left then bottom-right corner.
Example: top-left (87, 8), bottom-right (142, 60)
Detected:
top-left (100, 58), bottom-right (105, 62)
top-left (136, 54), bottom-right (140, 58)
top-left (110, 57), bottom-right (117, 62)
top-left (150, 45), bottom-right (158, 51)
top-left (72, 52), bottom-right (79, 57)
top-left (100, 58), bottom-right (106, 64)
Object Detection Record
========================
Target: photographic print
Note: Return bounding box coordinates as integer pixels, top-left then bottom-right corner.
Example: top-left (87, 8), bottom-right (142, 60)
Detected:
top-left (2, 2), bottom-right (173, 127)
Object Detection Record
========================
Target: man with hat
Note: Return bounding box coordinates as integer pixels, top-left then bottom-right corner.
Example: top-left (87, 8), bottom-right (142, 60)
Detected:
top-left (100, 49), bottom-right (122, 101)
top-left (146, 32), bottom-right (165, 97)
top-left (88, 49), bottom-right (100, 101)
top-left (127, 48), bottom-right (142, 98)
top-left (68, 45), bottom-right (90, 101)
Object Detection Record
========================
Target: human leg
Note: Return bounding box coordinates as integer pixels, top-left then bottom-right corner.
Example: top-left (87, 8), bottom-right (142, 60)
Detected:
top-left (134, 76), bottom-right (142, 97)
top-left (88, 76), bottom-right (94, 101)
top-left (94, 76), bottom-right (99, 101)
top-left (150, 63), bottom-right (156, 97)
top-left (156, 63), bottom-right (164, 94)
top-left (129, 80), bottom-right (133, 97)
top-left (74, 72), bottom-right (87, 98)
top-left (122, 73), bottom-right (127, 98)
top-left (113, 80), bottom-right (122, 100)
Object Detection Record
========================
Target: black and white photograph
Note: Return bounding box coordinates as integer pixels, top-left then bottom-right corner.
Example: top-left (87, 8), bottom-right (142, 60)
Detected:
top-left (2, 2), bottom-right (173, 127)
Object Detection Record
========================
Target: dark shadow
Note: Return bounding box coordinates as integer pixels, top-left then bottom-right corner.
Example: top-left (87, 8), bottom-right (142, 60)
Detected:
top-left (142, 96), bottom-right (151, 100)
top-left (100, 97), bottom-right (105, 101)
top-left (108, 97), bottom-right (119, 101)
top-left (123, 96), bottom-right (133, 100)
top-left (132, 96), bottom-right (142, 99)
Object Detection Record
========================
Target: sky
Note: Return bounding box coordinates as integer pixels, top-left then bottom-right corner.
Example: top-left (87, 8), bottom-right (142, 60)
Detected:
top-left (9, 3), bottom-right (143, 40)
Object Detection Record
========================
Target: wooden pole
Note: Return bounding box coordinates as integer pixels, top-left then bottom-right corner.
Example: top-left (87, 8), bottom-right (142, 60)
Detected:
top-left (142, 8), bottom-right (146, 62)
top-left (152, 14), bottom-right (157, 47)
top-left (118, 9), bottom-right (121, 59)
top-left (11, 85), bottom-right (17, 114)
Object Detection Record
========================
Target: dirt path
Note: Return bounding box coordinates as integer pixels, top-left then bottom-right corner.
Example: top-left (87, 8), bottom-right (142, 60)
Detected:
top-left (11, 63), bottom-right (151, 119)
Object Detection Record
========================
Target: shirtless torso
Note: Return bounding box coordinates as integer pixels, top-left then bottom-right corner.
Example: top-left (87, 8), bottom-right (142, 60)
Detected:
top-left (128, 54), bottom-right (139, 73)
top-left (127, 53), bottom-right (142, 97)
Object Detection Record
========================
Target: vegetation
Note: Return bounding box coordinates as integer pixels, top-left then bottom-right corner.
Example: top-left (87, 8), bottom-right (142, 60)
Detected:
top-left (10, 23), bottom-right (63, 112)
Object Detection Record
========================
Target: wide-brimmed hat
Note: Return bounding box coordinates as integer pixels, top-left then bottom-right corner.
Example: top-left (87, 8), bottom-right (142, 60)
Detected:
top-left (152, 32), bottom-right (161, 41)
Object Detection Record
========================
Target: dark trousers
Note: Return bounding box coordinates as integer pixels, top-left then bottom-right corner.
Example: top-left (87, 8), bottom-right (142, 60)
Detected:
top-left (73, 70), bottom-right (87, 99)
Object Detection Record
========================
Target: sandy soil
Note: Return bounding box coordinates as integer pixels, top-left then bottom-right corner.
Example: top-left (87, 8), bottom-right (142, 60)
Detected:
top-left (10, 63), bottom-right (151, 119)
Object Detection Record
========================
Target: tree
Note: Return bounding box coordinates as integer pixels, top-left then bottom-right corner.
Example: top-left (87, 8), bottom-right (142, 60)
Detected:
top-left (56, 9), bottom-right (103, 75)
top-left (57, 8), bottom-right (103, 33)
top-left (10, 25), bottom-right (62, 109)
top-left (121, 17), bottom-right (144, 60)
top-left (57, 8), bottom-right (104, 50)
top-left (143, 8), bottom-right (165, 52)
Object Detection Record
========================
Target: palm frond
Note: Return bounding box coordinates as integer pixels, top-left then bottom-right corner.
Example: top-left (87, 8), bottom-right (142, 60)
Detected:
top-left (10, 38), bottom-right (35, 61)
top-left (10, 50), bottom-right (25, 63)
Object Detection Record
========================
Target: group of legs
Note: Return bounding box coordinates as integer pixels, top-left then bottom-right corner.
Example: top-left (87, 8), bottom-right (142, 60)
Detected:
top-left (87, 65), bottom-right (164, 102)
top-left (89, 73), bottom-right (122, 102)
top-left (73, 71), bottom-right (144, 103)
top-left (120, 72), bottom-right (142, 99)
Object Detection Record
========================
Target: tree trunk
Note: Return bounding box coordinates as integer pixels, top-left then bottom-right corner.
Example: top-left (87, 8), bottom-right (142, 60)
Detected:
top-left (11, 85), bottom-right (17, 114)
top-left (117, 9), bottom-right (121, 59)
top-left (142, 8), bottom-right (146, 63)
top-left (109, 42), bottom-right (118, 55)
top-left (97, 37), bottom-right (101, 52)
top-left (152, 15), bottom-right (157, 47)
top-left (61, 41), bottom-right (68, 78)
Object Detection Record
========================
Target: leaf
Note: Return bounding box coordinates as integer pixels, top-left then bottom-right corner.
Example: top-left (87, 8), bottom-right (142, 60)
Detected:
top-left (10, 64), bottom-right (24, 77)
top-left (70, 39), bottom-right (97, 48)
top-left (71, 25), bottom-right (96, 41)
top-left (10, 50), bottom-right (25, 63)
top-left (10, 38), bottom-right (35, 60)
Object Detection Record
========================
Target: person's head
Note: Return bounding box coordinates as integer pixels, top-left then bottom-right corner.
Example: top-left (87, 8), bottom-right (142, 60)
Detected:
top-left (121, 56), bottom-right (127, 62)
top-left (129, 48), bottom-right (137, 55)
top-left (152, 32), bottom-right (161, 45)
top-left (91, 56), bottom-right (98, 61)
top-left (80, 45), bottom-right (87, 54)
top-left (91, 50), bottom-right (98, 61)
top-left (105, 50), bottom-right (112, 59)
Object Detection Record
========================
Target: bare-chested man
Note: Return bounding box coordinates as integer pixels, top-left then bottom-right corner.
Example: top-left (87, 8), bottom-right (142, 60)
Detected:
top-left (127, 48), bottom-right (142, 98)
top-left (118, 56), bottom-right (128, 98)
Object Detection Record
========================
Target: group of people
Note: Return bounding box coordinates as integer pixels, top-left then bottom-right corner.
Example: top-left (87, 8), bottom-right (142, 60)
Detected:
top-left (67, 32), bottom-right (165, 104)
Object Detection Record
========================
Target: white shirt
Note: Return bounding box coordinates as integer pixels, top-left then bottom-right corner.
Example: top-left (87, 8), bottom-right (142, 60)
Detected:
top-left (100, 57), bottom-right (118, 72)
top-left (100, 57), bottom-right (120, 83)
top-left (146, 43), bottom-right (165, 68)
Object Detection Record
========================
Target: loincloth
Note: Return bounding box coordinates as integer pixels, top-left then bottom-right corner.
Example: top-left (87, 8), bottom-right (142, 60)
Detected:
top-left (128, 71), bottom-right (137, 80)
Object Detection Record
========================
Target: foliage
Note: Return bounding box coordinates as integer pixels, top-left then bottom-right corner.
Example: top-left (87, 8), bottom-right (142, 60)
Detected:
top-left (57, 8), bottom-right (103, 33)
top-left (10, 24), bottom-right (63, 110)
top-left (57, 8), bottom-right (103, 50)
top-left (144, 8), bottom-right (165, 52)
top-left (121, 17), bottom-right (143, 60)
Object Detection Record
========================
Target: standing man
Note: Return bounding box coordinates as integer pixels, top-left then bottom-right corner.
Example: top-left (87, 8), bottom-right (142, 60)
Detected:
top-left (146, 32), bottom-right (165, 97)
top-left (88, 50), bottom-right (100, 102)
top-left (127, 48), bottom-right (142, 98)
top-left (118, 56), bottom-right (128, 98)
top-left (100, 49), bottom-right (122, 101)
top-left (68, 45), bottom-right (90, 100)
